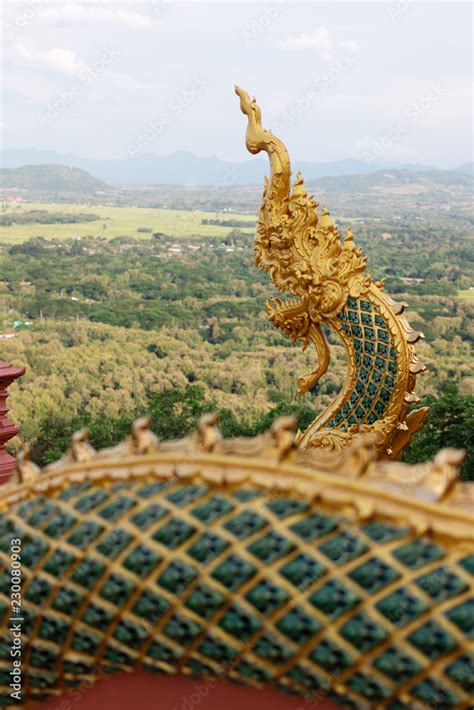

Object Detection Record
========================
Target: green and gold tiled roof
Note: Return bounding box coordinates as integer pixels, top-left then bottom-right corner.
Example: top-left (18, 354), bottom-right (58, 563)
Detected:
top-left (0, 417), bottom-right (472, 708)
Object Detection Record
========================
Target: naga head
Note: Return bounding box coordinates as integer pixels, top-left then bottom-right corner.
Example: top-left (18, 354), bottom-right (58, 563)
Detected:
top-left (235, 86), bottom-right (291, 217)
top-left (234, 86), bottom-right (265, 155)
top-left (235, 87), bottom-right (370, 312)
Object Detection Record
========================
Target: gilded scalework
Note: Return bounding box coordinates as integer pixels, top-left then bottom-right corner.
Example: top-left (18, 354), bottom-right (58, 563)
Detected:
top-left (0, 417), bottom-right (473, 709)
top-left (235, 87), bottom-right (428, 457)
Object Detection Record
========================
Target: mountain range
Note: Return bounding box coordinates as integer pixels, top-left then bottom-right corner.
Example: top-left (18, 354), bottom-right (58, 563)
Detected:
top-left (0, 164), bottom-right (107, 192)
top-left (2, 148), bottom-right (472, 187)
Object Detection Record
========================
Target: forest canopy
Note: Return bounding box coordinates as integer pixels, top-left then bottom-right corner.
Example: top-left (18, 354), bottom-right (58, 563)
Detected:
top-left (1, 204), bottom-right (472, 479)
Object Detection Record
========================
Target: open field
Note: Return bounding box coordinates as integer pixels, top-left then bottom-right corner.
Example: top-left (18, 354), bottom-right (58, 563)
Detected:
top-left (458, 289), bottom-right (474, 300)
top-left (0, 202), bottom-right (256, 243)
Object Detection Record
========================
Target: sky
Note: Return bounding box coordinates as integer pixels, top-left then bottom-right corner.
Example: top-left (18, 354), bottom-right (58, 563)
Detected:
top-left (1, 1), bottom-right (472, 167)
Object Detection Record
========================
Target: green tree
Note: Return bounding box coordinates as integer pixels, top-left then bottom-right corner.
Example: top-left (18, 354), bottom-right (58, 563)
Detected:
top-left (33, 413), bottom-right (134, 465)
top-left (404, 382), bottom-right (473, 480)
top-left (147, 384), bottom-right (211, 440)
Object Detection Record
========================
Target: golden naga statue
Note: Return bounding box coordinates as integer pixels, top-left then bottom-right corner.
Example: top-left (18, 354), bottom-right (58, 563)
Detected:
top-left (235, 87), bottom-right (428, 458)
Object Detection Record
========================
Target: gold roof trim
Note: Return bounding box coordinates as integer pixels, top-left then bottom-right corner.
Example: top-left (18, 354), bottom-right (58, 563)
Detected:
top-left (4, 416), bottom-right (472, 542)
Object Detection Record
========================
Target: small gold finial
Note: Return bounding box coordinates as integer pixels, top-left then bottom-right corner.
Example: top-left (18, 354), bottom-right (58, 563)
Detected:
top-left (196, 413), bottom-right (221, 453)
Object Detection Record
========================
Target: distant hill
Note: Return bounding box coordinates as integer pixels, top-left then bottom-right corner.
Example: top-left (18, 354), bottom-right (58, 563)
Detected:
top-left (0, 164), bottom-right (108, 192)
top-left (453, 162), bottom-right (474, 175)
top-left (308, 168), bottom-right (474, 192)
top-left (1, 156), bottom-right (472, 203)
top-left (1, 149), bottom-right (438, 187)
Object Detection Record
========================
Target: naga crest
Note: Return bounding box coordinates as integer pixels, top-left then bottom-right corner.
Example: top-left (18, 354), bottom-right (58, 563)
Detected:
top-left (235, 87), bottom-right (428, 458)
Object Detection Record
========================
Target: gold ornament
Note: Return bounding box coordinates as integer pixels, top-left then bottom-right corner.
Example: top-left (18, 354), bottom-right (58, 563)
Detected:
top-left (236, 87), bottom-right (428, 458)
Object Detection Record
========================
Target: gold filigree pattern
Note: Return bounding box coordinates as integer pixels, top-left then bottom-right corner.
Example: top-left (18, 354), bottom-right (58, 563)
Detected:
top-left (235, 87), bottom-right (428, 458)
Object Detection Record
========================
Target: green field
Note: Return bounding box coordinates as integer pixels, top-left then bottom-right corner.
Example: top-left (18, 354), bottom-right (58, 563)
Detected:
top-left (0, 202), bottom-right (256, 243)
top-left (458, 289), bottom-right (474, 300)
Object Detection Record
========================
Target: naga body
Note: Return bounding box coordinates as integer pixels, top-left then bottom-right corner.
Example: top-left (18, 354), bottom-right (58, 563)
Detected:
top-left (235, 87), bottom-right (428, 458)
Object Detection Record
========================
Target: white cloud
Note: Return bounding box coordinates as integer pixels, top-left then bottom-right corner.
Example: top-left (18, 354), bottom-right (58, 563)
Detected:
top-left (40, 3), bottom-right (153, 30)
top-left (13, 44), bottom-right (88, 77)
top-left (274, 27), bottom-right (358, 62)
top-left (6, 42), bottom-right (161, 99)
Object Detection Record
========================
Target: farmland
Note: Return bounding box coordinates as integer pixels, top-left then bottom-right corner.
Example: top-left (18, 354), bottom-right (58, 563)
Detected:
top-left (0, 202), bottom-right (256, 243)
